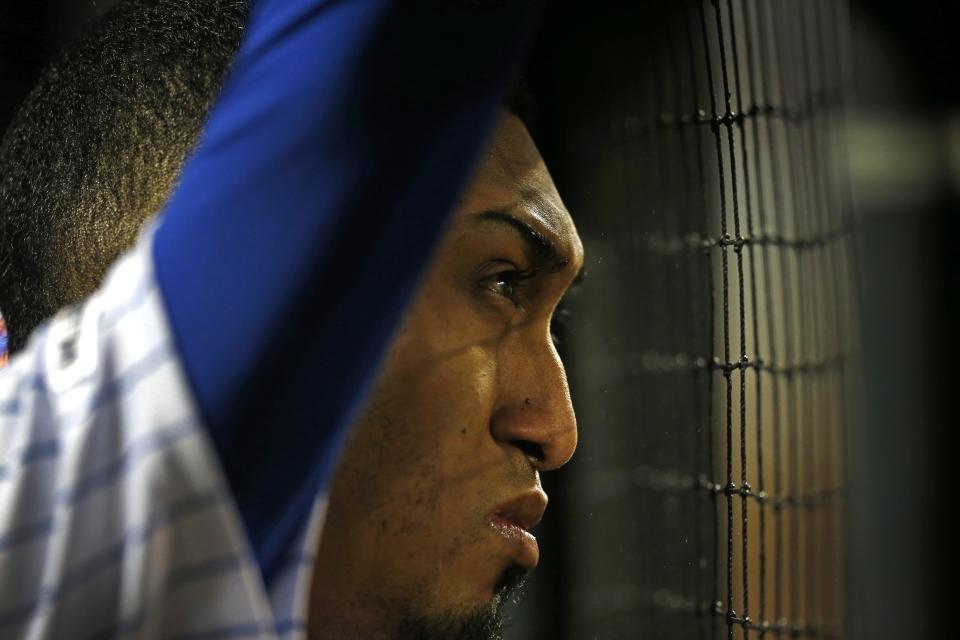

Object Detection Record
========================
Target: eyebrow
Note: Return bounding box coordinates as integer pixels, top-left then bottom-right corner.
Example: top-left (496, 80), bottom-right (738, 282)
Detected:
top-left (471, 210), bottom-right (571, 273)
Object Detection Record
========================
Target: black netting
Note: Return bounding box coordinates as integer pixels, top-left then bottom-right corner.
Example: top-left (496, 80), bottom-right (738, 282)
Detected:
top-left (515, 1), bottom-right (862, 638)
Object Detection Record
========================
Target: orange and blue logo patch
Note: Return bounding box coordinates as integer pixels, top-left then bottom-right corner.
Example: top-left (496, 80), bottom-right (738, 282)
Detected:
top-left (0, 316), bottom-right (7, 367)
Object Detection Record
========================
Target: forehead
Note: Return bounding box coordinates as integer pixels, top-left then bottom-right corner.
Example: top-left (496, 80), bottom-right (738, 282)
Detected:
top-left (455, 115), bottom-right (582, 260)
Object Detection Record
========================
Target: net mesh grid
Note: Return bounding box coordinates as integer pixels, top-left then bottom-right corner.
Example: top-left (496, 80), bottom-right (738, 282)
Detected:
top-left (562, 0), bottom-right (860, 638)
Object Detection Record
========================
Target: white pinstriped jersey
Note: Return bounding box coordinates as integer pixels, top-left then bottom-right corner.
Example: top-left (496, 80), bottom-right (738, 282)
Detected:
top-left (0, 0), bottom-right (536, 634)
top-left (0, 229), bottom-right (326, 639)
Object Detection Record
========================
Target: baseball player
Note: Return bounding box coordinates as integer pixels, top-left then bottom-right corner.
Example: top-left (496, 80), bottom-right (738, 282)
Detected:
top-left (0, 0), bottom-right (583, 638)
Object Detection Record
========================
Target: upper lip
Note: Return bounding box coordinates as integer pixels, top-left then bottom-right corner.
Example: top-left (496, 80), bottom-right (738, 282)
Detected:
top-left (491, 489), bottom-right (548, 531)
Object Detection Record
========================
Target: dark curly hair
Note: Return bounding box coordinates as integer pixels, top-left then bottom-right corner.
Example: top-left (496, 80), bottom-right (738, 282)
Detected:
top-left (0, 0), bottom-right (248, 354)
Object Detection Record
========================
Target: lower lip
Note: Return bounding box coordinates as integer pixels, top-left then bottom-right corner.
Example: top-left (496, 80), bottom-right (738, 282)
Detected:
top-left (490, 515), bottom-right (540, 567)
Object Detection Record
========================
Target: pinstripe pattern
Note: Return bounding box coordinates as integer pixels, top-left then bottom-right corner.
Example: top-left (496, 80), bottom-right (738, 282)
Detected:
top-left (0, 228), bottom-right (322, 639)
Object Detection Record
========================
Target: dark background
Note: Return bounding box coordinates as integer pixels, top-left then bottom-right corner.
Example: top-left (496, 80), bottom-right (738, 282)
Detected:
top-left (0, 0), bottom-right (120, 134)
top-left (522, 2), bottom-right (958, 637)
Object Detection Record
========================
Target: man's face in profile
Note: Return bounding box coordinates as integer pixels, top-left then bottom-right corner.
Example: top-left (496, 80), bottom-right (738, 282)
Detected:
top-left (308, 114), bottom-right (584, 640)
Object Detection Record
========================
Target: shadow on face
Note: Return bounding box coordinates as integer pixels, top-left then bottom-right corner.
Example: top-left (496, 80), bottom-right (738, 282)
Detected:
top-left (308, 113), bottom-right (585, 640)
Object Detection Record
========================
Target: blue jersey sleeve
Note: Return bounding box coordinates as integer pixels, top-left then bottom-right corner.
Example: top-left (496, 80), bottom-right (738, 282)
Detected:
top-left (152, 0), bottom-right (541, 585)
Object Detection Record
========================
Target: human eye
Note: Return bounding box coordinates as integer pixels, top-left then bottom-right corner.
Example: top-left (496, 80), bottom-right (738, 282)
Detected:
top-left (479, 265), bottom-right (534, 308)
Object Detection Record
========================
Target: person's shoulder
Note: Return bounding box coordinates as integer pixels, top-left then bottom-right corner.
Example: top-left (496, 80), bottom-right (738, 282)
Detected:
top-left (0, 228), bottom-right (277, 638)
top-left (0, 224), bottom-right (187, 434)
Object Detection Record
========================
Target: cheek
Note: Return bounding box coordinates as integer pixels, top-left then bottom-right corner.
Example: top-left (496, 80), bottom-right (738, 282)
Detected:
top-left (315, 278), bottom-right (516, 603)
top-left (333, 336), bottom-right (499, 527)
top-left (382, 340), bottom-right (498, 469)
top-left (382, 283), bottom-right (501, 440)
top-left (326, 271), bottom-right (506, 533)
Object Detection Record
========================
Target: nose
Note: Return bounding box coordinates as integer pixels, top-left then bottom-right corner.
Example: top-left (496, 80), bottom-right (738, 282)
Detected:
top-left (489, 328), bottom-right (578, 471)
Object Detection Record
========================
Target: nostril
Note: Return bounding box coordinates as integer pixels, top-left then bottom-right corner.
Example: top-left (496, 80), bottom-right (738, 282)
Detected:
top-left (512, 439), bottom-right (545, 463)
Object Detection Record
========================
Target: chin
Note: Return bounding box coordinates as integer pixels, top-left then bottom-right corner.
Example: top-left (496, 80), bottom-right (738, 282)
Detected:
top-left (395, 607), bottom-right (505, 640)
top-left (395, 564), bottom-right (527, 640)
top-left (492, 563), bottom-right (528, 606)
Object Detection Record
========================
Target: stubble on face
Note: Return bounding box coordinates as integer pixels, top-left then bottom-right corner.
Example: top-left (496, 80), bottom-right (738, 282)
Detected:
top-left (308, 553), bottom-right (527, 640)
top-left (394, 566), bottom-right (527, 640)
top-left (395, 608), bottom-right (504, 640)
